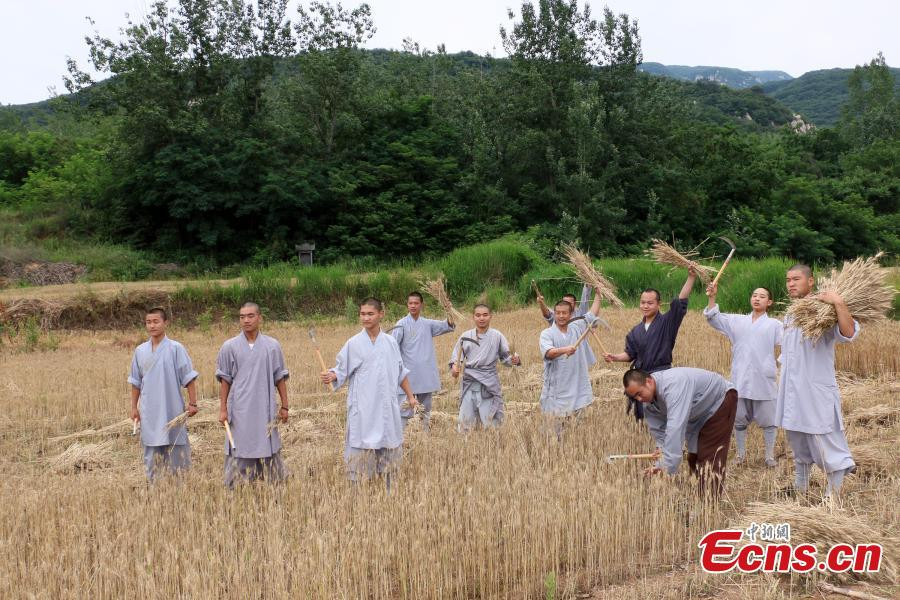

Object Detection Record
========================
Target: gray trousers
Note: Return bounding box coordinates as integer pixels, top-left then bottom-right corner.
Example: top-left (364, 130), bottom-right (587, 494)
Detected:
top-left (224, 451), bottom-right (287, 488)
top-left (143, 443), bottom-right (190, 482)
top-left (344, 446), bottom-right (402, 481)
top-left (401, 393), bottom-right (433, 431)
top-left (457, 382), bottom-right (504, 432)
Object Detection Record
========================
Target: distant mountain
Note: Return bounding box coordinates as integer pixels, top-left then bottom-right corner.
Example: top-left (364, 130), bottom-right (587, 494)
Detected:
top-left (638, 62), bottom-right (793, 89)
top-left (761, 67), bottom-right (900, 126)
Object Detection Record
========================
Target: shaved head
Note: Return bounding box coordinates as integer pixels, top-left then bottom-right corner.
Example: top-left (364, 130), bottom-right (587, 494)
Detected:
top-left (787, 264), bottom-right (812, 278)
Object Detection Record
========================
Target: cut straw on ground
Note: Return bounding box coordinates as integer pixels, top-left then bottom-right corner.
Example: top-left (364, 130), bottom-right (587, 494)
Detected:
top-left (785, 253), bottom-right (896, 341)
top-left (420, 274), bottom-right (465, 324)
top-left (561, 244), bottom-right (624, 308)
top-left (647, 239), bottom-right (717, 284)
top-left (734, 501), bottom-right (899, 584)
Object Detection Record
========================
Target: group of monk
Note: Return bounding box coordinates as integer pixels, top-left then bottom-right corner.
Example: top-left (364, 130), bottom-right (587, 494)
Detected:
top-left (128, 263), bottom-right (859, 503)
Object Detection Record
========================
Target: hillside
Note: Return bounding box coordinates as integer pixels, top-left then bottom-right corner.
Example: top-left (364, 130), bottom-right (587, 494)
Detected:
top-left (762, 67), bottom-right (900, 126)
top-left (638, 62), bottom-right (792, 88)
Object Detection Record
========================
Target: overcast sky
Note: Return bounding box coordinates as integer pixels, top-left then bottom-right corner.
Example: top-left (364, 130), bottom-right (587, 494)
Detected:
top-left (2, 0), bottom-right (898, 105)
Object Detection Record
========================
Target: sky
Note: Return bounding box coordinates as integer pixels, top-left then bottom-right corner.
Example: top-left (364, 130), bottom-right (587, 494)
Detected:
top-left (2, 0), bottom-right (898, 105)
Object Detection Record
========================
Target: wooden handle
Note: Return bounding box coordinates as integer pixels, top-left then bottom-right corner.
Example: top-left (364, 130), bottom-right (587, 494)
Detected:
top-left (531, 279), bottom-right (542, 298)
top-left (132, 419), bottom-right (138, 436)
top-left (587, 326), bottom-right (608, 355)
top-left (314, 347), bottom-right (336, 392)
top-left (224, 421), bottom-right (236, 451)
top-left (711, 248), bottom-right (736, 286)
top-left (608, 453), bottom-right (657, 460)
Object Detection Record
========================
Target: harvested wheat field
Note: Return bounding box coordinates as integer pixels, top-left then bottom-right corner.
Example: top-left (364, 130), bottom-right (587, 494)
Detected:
top-left (0, 308), bottom-right (897, 599)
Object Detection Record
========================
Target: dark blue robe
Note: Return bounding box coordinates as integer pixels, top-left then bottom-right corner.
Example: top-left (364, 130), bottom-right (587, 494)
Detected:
top-left (623, 297), bottom-right (689, 420)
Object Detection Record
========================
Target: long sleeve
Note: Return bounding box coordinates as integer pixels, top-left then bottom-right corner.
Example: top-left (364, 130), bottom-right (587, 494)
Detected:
top-left (330, 341), bottom-right (353, 389)
top-left (659, 380), bottom-right (692, 474)
top-left (540, 329), bottom-right (555, 359)
top-left (127, 352), bottom-right (142, 388)
top-left (667, 297), bottom-right (689, 334)
top-left (834, 320), bottom-right (860, 344)
top-left (270, 341), bottom-right (290, 383)
top-left (215, 345), bottom-right (234, 384)
top-left (498, 332), bottom-right (513, 366)
top-left (578, 284), bottom-right (591, 315)
top-left (429, 318), bottom-right (455, 337)
top-left (703, 304), bottom-right (736, 342)
top-left (175, 345), bottom-right (200, 388)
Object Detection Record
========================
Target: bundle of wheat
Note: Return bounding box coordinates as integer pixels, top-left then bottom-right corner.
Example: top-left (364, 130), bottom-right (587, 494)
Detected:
top-left (164, 411), bottom-right (189, 432)
top-left (561, 244), bottom-right (624, 308)
top-left (48, 440), bottom-right (116, 473)
top-left (786, 253), bottom-right (895, 341)
top-left (734, 501), bottom-right (898, 584)
top-left (848, 404), bottom-right (900, 427)
top-left (48, 418), bottom-right (133, 443)
top-left (647, 239), bottom-right (717, 284)
top-left (420, 274), bottom-right (465, 324)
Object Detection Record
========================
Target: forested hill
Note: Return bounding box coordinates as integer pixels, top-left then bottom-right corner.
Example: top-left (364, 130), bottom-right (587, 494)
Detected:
top-left (4, 51), bottom-right (796, 132)
top-left (0, 0), bottom-right (897, 271)
top-left (638, 62), bottom-right (792, 88)
top-left (762, 67), bottom-right (900, 126)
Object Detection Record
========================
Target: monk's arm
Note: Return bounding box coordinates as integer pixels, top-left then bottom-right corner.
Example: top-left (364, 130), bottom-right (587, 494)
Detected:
top-left (218, 380), bottom-right (231, 423)
top-left (678, 266), bottom-right (697, 300)
top-left (130, 385), bottom-right (140, 421)
top-left (276, 378), bottom-right (288, 410)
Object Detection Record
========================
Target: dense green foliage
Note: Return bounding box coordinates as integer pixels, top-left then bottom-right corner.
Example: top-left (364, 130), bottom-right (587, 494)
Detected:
top-left (0, 0), bottom-right (897, 272)
top-left (163, 238), bottom-right (800, 321)
top-left (762, 65), bottom-right (900, 126)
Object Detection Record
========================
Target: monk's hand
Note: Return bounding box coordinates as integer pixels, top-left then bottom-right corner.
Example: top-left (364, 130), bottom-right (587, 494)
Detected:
top-left (651, 447), bottom-right (662, 459)
top-left (320, 371), bottom-right (336, 385)
top-left (511, 354), bottom-right (521, 366)
top-left (643, 466), bottom-right (663, 477)
top-left (536, 293), bottom-right (545, 304)
top-left (186, 404), bottom-right (199, 417)
top-left (279, 406), bottom-right (289, 423)
top-left (564, 345), bottom-right (577, 356)
top-left (131, 407), bottom-right (140, 422)
top-left (451, 363), bottom-right (460, 378)
top-left (603, 352), bottom-right (615, 363)
top-left (406, 395), bottom-right (418, 409)
top-left (814, 290), bottom-right (844, 306)
top-left (688, 264), bottom-right (697, 277)
top-left (218, 408), bottom-right (228, 424)
top-left (705, 282), bottom-right (717, 297)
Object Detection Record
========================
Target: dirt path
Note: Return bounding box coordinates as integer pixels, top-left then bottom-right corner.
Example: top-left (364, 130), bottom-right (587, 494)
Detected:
top-left (0, 278), bottom-right (242, 302)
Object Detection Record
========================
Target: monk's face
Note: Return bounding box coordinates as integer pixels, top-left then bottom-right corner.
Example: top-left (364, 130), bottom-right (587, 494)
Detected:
top-left (553, 303), bottom-right (572, 327)
top-left (407, 296), bottom-right (423, 318)
top-left (144, 313), bottom-right (167, 338)
top-left (624, 376), bottom-right (656, 403)
top-left (786, 270), bottom-right (814, 299)
top-left (749, 288), bottom-right (773, 312)
top-left (473, 306), bottom-right (491, 330)
top-left (239, 307), bottom-right (261, 334)
top-left (359, 304), bottom-right (383, 329)
top-left (639, 291), bottom-right (660, 319)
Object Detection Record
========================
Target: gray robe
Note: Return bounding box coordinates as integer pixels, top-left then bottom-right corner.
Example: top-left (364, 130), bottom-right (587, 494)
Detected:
top-left (128, 336), bottom-right (198, 447)
top-left (543, 285), bottom-right (596, 366)
top-left (330, 330), bottom-right (409, 450)
top-left (539, 312), bottom-right (597, 416)
top-left (704, 305), bottom-right (782, 401)
top-left (391, 314), bottom-right (454, 394)
top-left (215, 332), bottom-right (289, 459)
top-left (449, 328), bottom-right (513, 402)
top-left (776, 317), bottom-right (859, 434)
top-left (643, 368), bottom-right (733, 474)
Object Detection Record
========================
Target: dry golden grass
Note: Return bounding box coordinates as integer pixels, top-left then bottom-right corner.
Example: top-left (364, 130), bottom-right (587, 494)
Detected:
top-left (0, 308), bottom-right (897, 599)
